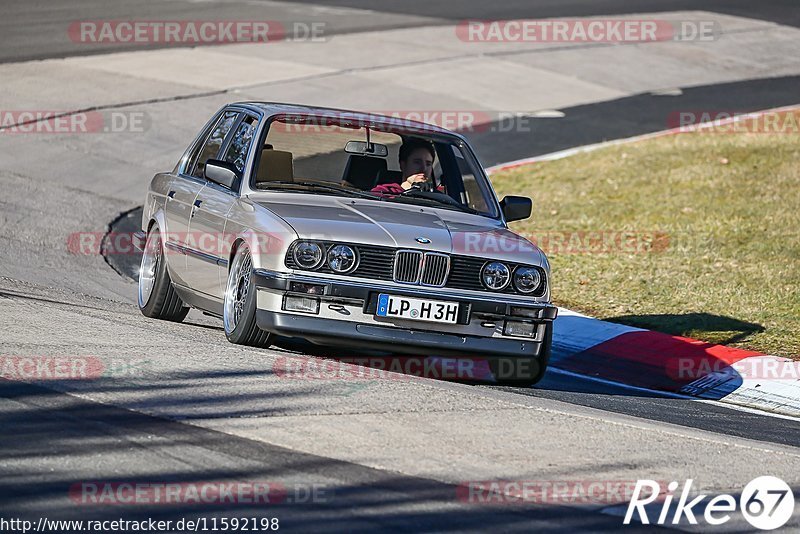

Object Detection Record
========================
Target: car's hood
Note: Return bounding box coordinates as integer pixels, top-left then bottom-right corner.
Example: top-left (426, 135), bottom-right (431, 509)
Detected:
top-left (249, 193), bottom-right (546, 266)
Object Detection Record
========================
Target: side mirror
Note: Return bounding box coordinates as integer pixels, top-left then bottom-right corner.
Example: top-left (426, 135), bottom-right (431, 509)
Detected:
top-left (204, 159), bottom-right (240, 189)
top-left (500, 196), bottom-right (532, 222)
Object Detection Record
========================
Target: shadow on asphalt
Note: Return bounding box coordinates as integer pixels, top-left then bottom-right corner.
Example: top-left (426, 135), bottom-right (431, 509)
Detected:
top-left (604, 312), bottom-right (765, 346)
top-left (0, 378), bottom-right (645, 532)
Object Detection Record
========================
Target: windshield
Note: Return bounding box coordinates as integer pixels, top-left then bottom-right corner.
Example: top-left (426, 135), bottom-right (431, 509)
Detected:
top-left (250, 116), bottom-right (499, 218)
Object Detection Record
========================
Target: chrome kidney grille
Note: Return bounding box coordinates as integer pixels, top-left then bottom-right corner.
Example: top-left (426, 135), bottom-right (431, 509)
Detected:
top-left (394, 250), bottom-right (421, 283)
top-left (393, 250), bottom-right (450, 287)
top-left (420, 253), bottom-right (450, 286)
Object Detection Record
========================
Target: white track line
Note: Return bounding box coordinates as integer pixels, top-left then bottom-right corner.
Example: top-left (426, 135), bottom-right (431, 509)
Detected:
top-left (547, 367), bottom-right (800, 422)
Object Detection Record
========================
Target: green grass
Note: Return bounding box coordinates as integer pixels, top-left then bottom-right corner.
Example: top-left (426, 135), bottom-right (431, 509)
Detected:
top-left (491, 110), bottom-right (800, 358)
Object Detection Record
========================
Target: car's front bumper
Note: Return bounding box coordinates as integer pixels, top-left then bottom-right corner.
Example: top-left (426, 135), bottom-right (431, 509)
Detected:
top-left (252, 268), bottom-right (556, 359)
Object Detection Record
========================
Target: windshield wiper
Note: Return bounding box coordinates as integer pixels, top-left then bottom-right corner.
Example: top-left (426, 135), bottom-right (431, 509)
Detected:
top-left (389, 189), bottom-right (481, 214)
top-left (259, 181), bottom-right (383, 201)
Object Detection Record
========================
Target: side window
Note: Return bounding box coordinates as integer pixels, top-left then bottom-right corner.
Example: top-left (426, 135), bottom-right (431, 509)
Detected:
top-left (223, 115), bottom-right (260, 175)
top-left (189, 111), bottom-right (238, 179)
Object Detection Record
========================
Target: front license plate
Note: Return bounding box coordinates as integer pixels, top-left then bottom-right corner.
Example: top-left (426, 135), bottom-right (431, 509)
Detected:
top-left (376, 294), bottom-right (459, 324)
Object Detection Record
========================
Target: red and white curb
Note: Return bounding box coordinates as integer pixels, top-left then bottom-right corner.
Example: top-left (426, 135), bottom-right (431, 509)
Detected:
top-left (486, 105), bottom-right (800, 418)
top-left (549, 310), bottom-right (800, 417)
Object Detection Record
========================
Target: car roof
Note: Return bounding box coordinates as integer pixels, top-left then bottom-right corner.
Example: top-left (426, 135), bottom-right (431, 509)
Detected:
top-left (230, 101), bottom-right (466, 139)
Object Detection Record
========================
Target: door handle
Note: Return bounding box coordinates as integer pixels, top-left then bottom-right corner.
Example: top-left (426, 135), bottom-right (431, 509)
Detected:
top-left (167, 190), bottom-right (176, 200)
top-left (190, 198), bottom-right (203, 219)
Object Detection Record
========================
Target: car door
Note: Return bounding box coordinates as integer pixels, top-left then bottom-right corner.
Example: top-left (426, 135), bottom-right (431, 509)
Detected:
top-left (185, 112), bottom-right (260, 298)
top-left (162, 174), bottom-right (204, 287)
top-left (167, 110), bottom-right (239, 290)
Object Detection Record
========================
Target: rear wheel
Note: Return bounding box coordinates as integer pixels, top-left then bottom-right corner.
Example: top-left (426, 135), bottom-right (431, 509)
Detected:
top-left (223, 244), bottom-right (272, 347)
top-left (138, 226), bottom-right (189, 322)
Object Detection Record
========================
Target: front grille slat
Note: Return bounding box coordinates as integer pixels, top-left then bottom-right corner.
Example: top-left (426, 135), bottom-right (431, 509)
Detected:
top-left (394, 250), bottom-right (421, 283)
top-left (420, 253), bottom-right (450, 287)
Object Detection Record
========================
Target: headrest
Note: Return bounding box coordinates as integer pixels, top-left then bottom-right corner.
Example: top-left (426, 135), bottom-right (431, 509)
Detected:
top-left (342, 155), bottom-right (388, 190)
top-left (256, 149), bottom-right (293, 184)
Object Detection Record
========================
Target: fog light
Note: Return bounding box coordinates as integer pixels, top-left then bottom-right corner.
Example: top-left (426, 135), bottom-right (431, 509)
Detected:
top-left (283, 296), bottom-right (320, 314)
top-left (503, 320), bottom-right (536, 338)
top-left (510, 306), bottom-right (541, 319)
top-left (289, 282), bottom-right (326, 295)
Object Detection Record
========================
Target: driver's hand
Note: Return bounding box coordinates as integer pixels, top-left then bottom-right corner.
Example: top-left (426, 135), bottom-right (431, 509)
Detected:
top-left (401, 174), bottom-right (428, 190)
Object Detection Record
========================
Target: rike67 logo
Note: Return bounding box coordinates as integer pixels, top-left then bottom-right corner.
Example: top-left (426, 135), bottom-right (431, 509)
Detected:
top-left (624, 476), bottom-right (795, 530)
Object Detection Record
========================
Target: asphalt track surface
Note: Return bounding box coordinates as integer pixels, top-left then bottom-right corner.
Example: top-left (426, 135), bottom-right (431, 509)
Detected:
top-left (286, 0), bottom-right (800, 28)
top-left (3, 0), bottom-right (799, 63)
top-left (1, 379), bottom-right (653, 532)
top-left (2, 0), bottom-right (800, 530)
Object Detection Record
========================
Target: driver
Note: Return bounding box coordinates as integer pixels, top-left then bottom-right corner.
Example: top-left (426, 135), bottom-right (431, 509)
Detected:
top-left (371, 138), bottom-right (436, 195)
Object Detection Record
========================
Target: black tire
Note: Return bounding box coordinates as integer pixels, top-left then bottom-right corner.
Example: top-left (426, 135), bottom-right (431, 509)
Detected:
top-left (138, 226), bottom-right (189, 322)
top-left (223, 244), bottom-right (272, 347)
top-left (489, 325), bottom-right (552, 386)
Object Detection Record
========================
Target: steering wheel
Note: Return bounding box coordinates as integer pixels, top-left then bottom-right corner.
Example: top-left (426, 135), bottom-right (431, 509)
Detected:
top-left (404, 180), bottom-right (434, 193)
top-left (400, 186), bottom-right (466, 208)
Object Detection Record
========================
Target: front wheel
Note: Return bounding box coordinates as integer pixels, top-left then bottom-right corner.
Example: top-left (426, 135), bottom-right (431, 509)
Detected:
top-left (223, 244), bottom-right (272, 347)
top-left (138, 226), bottom-right (189, 322)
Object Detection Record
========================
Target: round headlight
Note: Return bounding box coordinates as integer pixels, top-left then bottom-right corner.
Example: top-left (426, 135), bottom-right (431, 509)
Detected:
top-left (513, 266), bottom-right (542, 294)
top-left (481, 262), bottom-right (510, 290)
top-left (292, 241), bottom-right (323, 269)
top-left (327, 244), bottom-right (358, 273)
